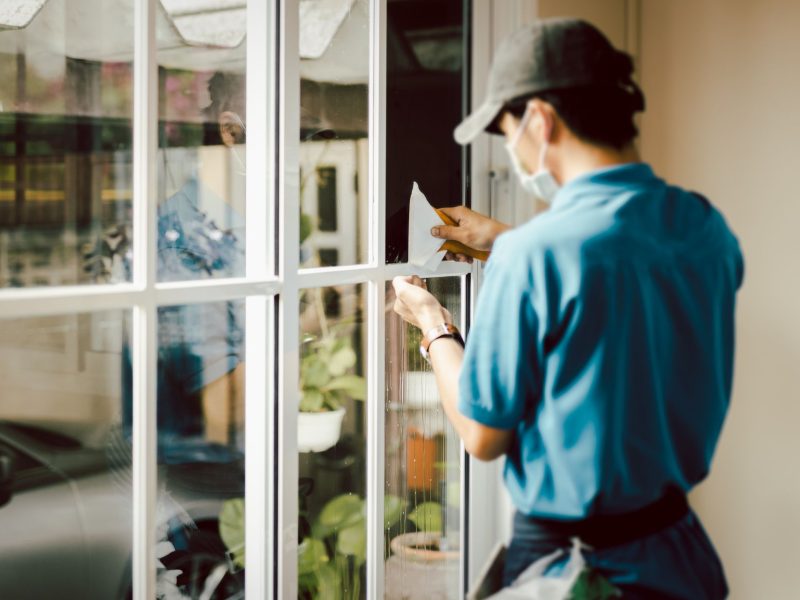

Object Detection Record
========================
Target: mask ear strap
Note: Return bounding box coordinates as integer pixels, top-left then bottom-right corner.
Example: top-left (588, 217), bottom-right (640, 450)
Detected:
top-left (509, 104), bottom-right (534, 148)
top-left (537, 112), bottom-right (553, 170)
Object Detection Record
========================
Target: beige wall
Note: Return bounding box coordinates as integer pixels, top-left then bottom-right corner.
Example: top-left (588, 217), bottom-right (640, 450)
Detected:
top-left (639, 1), bottom-right (800, 598)
top-left (537, 0), bottom-right (631, 50)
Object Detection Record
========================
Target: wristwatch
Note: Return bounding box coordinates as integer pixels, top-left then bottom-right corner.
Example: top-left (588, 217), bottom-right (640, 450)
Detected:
top-left (420, 323), bottom-right (465, 364)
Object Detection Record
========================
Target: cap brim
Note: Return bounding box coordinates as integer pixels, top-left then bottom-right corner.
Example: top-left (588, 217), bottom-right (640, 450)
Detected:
top-left (453, 100), bottom-right (504, 145)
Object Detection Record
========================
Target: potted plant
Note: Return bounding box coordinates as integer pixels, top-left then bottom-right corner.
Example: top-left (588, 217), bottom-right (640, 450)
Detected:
top-left (298, 492), bottom-right (405, 600)
top-left (220, 491), bottom-right (405, 600)
top-left (298, 322), bottom-right (366, 453)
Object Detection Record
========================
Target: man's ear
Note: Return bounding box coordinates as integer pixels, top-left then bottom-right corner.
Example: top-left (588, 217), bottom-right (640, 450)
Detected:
top-left (527, 99), bottom-right (555, 143)
top-left (497, 110), bottom-right (520, 138)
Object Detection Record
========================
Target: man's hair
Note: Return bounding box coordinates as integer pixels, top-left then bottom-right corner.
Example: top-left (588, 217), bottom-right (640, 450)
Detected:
top-left (506, 84), bottom-right (644, 151)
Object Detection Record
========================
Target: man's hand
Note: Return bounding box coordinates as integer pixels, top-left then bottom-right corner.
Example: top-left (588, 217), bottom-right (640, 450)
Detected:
top-left (392, 276), bottom-right (452, 332)
top-left (431, 207), bottom-right (510, 263)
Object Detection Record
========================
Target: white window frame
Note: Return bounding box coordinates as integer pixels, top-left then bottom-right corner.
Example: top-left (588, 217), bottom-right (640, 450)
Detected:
top-left (0, 1), bottom-right (490, 598)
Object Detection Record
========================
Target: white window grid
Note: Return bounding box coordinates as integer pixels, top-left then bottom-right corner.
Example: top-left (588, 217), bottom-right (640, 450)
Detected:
top-left (0, 1), bottom-right (482, 598)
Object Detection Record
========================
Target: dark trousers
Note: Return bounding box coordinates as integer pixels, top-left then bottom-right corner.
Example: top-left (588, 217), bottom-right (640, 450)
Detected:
top-left (503, 509), bottom-right (729, 599)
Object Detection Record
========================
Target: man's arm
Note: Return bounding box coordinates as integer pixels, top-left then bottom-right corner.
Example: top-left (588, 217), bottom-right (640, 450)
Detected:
top-left (426, 336), bottom-right (513, 461)
top-left (393, 275), bottom-right (516, 461)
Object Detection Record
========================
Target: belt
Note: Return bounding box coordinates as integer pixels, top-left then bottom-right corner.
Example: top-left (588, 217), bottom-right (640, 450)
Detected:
top-left (515, 488), bottom-right (690, 549)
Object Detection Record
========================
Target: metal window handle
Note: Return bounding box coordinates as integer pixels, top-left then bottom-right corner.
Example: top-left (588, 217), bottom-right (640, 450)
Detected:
top-left (489, 167), bottom-right (509, 223)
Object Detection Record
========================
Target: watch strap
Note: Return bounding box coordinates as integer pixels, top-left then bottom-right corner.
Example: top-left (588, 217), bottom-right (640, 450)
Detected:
top-left (420, 323), bottom-right (464, 362)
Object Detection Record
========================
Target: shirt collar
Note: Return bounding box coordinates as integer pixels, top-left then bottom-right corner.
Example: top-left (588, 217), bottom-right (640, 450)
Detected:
top-left (550, 162), bottom-right (657, 211)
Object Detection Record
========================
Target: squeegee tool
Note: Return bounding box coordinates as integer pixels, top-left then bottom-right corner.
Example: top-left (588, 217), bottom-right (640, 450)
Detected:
top-left (407, 182), bottom-right (489, 271)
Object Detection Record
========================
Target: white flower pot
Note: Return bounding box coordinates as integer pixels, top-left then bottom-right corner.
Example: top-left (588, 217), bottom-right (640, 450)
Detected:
top-left (297, 407), bottom-right (346, 453)
top-left (385, 532), bottom-right (459, 600)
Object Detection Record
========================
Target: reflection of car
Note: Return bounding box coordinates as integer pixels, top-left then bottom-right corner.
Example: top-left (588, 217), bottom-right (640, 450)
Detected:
top-left (0, 421), bottom-right (244, 600)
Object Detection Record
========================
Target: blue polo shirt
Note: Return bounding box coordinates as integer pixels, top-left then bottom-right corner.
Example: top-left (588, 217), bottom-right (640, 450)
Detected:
top-left (458, 163), bottom-right (743, 519)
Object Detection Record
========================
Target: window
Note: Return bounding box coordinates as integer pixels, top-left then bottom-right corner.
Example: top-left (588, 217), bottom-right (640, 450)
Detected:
top-left (0, 1), bottom-right (477, 598)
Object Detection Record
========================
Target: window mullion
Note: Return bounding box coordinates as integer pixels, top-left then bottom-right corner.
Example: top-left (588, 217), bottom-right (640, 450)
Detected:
top-left (465, 0), bottom-right (499, 588)
top-left (366, 0), bottom-right (388, 596)
top-left (278, 0), bottom-right (302, 597)
top-left (131, 0), bottom-right (158, 599)
top-left (244, 0), bottom-right (278, 596)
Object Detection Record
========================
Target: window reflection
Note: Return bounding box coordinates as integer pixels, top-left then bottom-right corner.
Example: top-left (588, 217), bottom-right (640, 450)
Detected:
top-left (0, 0), bottom-right (134, 288)
top-left (0, 0), bottom-right (250, 288)
top-left (150, 299), bottom-right (247, 598)
top-left (385, 0), bottom-right (467, 264)
top-left (0, 311), bottom-right (133, 599)
top-left (385, 277), bottom-right (462, 600)
top-left (299, 0), bottom-right (370, 268)
top-left (157, 68), bottom-right (247, 282)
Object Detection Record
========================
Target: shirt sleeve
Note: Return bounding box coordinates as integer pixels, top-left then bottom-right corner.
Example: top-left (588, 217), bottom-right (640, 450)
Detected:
top-left (458, 235), bottom-right (542, 430)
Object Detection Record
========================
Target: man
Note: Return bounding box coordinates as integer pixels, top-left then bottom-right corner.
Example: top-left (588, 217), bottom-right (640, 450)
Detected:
top-left (393, 18), bottom-right (742, 598)
top-left (120, 70), bottom-right (246, 461)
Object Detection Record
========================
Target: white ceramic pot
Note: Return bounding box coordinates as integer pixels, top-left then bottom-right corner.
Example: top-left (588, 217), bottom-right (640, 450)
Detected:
top-left (384, 532), bottom-right (460, 600)
top-left (297, 407), bottom-right (346, 453)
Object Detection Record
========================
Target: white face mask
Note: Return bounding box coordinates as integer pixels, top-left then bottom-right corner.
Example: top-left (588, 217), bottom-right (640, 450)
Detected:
top-left (504, 105), bottom-right (561, 203)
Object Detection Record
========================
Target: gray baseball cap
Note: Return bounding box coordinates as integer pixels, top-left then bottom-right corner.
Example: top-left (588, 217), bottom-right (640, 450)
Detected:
top-left (454, 18), bottom-right (638, 145)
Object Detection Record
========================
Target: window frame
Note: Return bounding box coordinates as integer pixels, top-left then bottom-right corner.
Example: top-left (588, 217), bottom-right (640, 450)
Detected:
top-left (0, 1), bottom-right (484, 598)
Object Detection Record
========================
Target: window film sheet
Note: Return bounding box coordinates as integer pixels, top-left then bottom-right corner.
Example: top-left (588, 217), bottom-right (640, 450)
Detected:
top-left (384, 277), bottom-right (462, 600)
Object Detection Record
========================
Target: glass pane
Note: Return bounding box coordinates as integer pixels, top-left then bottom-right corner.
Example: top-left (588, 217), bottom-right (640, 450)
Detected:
top-left (385, 0), bottom-right (467, 263)
top-left (299, 0), bottom-right (369, 268)
top-left (385, 277), bottom-right (462, 599)
top-left (298, 284), bottom-right (367, 598)
top-left (151, 299), bottom-right (246, 598)
top-left (0, 310), bottom-right (132, 598)
top-left (156, 2), bottom-right (247, 282)
top-left (0, 1), bottom-right (134, 287)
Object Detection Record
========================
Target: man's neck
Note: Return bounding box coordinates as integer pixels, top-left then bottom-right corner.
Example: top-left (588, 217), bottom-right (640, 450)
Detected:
top-left (554, 138), bottom-right (640, 185)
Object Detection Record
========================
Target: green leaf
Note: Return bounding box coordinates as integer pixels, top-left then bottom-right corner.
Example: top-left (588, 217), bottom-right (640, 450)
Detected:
top-left (315, 563), bottom-right (341, 600)
top-left (300, 389), bottom-right (324, 412)
top-left (302, 355), bottom-right (330, 389)
top-left (218, 498), bottom-right (245, 568)
top-left (328, 346), bottom-right (356, 376)
top-left (408, 501), bottom-right (442, 533)
top-left (322, 392), bottom-right (342, 411)
top-left (384, 495), bottom-right (405, 529)
top-left (569, 567), bottom-right (622, 599)
top-left (319, 494), bottom-right (365, 530)
top-left (323, 375), bottom-right (366, 401)
top-left (336, 521), bottom-right (366, 565)
top-left (298, 538), bottom-right (329, 576)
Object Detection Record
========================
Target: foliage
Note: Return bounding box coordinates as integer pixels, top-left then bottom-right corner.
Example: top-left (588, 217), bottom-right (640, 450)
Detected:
top-left (298, 493), bottom-right (405, 600)
top-left (300, 325), bottom-right (366, 413)
top-left (569, 568), bottom-right (622, 599)
top-left (218, 498), bottom-right (245, 569)
top-left (408, 501), bottom-right (443, 534)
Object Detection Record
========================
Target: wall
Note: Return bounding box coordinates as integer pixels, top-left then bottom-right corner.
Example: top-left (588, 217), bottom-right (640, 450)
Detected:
top-left (537, 0), bottom-right (632, 50)
top-left (639, 1), bottom-right (800, 597)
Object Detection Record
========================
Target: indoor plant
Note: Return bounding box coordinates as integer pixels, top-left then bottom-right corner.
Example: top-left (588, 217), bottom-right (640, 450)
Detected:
top-left (298, 320), bottom-right (366, 453)
top-left (298, 492), bottom-right (405, 600)
top-left (220, 492), bottom-right (404, 600)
